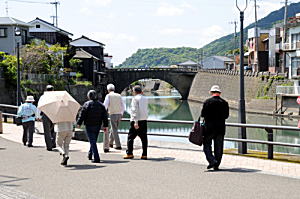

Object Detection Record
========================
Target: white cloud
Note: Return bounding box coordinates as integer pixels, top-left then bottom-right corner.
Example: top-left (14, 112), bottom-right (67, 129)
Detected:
top-left (155, 3), bottom-right (184, 16)
top-left (198, 25), bottom-right (226, 46)
top-left (159, 28), bottom-right (184, 35)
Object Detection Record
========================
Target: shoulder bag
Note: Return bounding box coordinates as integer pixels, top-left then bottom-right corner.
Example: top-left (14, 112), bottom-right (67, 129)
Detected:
top-left (188, 117), bottom-right (205, 146)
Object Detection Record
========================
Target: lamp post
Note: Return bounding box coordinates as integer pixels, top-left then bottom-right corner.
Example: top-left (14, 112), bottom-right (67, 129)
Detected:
top-left (236, 0), bottom-right (248, 154)
top-left (15, 27), bottom-right (21, 106)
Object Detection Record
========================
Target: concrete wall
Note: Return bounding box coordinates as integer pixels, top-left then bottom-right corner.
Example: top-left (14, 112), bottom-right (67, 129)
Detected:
top-left (188, 71), bottom-right (285, 112)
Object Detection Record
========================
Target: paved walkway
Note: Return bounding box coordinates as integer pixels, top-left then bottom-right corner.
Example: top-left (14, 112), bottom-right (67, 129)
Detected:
top-left (1, 122), bottom-right (300, 198)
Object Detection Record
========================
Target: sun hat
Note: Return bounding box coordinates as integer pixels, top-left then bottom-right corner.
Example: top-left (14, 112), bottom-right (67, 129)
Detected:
top-left (25, 96), bottom-right (35, 102)
top-left (210, 85), bottom-right (221, 93)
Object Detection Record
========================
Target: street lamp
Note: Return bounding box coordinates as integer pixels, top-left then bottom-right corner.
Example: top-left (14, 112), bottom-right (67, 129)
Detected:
top-left (15, 27), bottom-right (21, 106)
top-left (236, 0), bottom-right (248, 154)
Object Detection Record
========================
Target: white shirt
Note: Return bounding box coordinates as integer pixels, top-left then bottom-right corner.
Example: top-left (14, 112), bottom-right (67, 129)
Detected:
top-left (130, 94), bottom-right (148, 122)
top-left (103, 91), bottom-right (125, 115)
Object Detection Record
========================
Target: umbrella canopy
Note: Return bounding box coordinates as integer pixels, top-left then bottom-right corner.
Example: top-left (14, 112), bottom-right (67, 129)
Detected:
top-left (38, 91), bottom-right (81, 123)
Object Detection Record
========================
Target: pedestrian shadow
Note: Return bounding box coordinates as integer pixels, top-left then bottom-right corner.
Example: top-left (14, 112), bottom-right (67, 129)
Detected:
top-left (146, 157), bottom-right (176, 162)
top-left (205, 167), bottom-right (260, 173)
top-left (0, 175), bottom-right (30, 186)
top-left (66, 164), bottom-right (105, 170)
top-left (149, 145), bottom-right (202, 152)
top-left (102, 160), bottom-right (129, 164)
top-left (0, 147), bottom-right (6, 150)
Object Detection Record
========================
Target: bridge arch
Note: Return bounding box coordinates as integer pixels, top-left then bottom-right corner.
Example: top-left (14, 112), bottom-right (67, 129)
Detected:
top-left (103, 68), bottom-right (197, 100)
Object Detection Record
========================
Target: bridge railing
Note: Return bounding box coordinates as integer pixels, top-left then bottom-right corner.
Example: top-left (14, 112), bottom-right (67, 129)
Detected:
top-left (1, 104), bottom-right (300, 159)
top-left (108, 67), bottom-right (198, 72)
top-left (118, 118), bottom-right (300, 160)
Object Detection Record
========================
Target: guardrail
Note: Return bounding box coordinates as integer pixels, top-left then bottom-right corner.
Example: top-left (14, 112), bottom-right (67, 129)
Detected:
top-left (1, 104), bottom-right (300, 159)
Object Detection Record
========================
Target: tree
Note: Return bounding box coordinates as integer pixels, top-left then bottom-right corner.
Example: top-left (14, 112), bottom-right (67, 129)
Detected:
top-left (0, 51), bottom-right (20, 86)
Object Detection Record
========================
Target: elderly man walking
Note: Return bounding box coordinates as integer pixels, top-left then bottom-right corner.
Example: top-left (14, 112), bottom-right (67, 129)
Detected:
top-left (201, 85), bottom-right (229, 171)
top-left (38, 85), bottom-right (56, 151)
top-left (124, 85), bottom-right (148, 160)
top-left (103, 84), bottom-right (125, 153)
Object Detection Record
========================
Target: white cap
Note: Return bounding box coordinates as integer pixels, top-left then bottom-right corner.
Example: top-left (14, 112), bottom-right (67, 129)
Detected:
top-left (25, 96), bottom-right (35, 102)
top-left (107, 84), bottom-right (115, 91)
top-left (210, 85), bottom-right (221, 93)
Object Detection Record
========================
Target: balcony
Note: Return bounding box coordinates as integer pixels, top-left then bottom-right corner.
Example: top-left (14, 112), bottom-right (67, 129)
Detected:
top-left (281, 42), bottom-right (300, 51)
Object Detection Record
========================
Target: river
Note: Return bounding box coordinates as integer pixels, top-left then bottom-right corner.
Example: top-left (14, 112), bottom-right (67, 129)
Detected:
top-left (119, 92), bottom-right (300, 155)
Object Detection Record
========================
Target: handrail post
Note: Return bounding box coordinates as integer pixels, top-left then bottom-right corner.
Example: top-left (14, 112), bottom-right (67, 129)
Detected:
top-left (0, 111), bottom-right (3, 134)
top-left (265, 128), bottom-right (274, 159)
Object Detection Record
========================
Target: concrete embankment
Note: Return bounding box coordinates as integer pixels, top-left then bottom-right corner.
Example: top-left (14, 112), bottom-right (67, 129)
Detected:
top-left (188, 71), bottom-right (293, 115)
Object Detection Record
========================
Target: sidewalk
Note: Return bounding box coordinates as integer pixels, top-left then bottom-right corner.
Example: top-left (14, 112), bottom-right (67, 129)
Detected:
top-left (1, 122), bottom-right (300, 179)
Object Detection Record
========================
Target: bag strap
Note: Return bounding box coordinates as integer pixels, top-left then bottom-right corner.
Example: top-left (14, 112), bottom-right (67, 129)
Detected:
top-left (197, 116), bottom-right (205, 123)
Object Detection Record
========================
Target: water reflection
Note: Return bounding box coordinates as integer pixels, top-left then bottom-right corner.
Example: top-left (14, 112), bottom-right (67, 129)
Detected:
top-left (119, 93), bottom-right (300, 155)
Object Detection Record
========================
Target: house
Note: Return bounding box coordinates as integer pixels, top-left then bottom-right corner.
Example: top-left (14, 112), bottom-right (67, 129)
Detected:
top-left (70, 36), bottom-right (105, 81)
top-left (202, 56), bottom-right (234, 70)
top-left (178, 60), bottom-right (198, 69)
top-left (0, 17), bottom-right (31, 55)
top-left (268, 26), bottom-right (281, 73)
top-left (28, 17), bottom-right (73, 46)
top-left (246, 28), bottom-right (269, 72)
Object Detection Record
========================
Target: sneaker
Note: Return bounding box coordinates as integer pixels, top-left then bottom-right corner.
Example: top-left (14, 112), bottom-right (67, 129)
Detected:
top-left (141, 156), bottom-right (147, 160)
top-left (87, 153), bottom-right (93, 160)
top-left (109, 144), bottom-right (113, 148)
top-left (123, 154), bottom-right (134, 159)
top-left (114, 146), bottom-right (122, 150)
top-left (23, 142), bottom-right (26, 146)
top-left (27, 144), bottom-right (33, 148)
top-left (104, 149), bottom-right (109, 153)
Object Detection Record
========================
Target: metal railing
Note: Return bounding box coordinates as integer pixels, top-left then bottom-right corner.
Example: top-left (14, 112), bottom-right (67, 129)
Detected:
top-left (1, 104), bottom-right (300, 159)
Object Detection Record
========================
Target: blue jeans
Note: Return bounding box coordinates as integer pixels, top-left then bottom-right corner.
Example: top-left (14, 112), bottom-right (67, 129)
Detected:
top-left (86, 125), bottom-right (101, 161)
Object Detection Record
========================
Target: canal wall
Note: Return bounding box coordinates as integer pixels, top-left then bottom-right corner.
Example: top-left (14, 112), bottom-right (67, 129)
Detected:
top-left (188, 70), bottom-right (292, 113)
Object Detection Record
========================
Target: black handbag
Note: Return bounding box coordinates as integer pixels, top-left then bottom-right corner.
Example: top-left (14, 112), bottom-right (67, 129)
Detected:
top-left (15, 117), bottom-right (23, 126)
top-left (188, 118), bottom-right (205, 146)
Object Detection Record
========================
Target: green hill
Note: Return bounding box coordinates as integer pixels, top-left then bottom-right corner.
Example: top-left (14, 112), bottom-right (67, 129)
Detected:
top-left (118, 2), bottom-right (300, 68)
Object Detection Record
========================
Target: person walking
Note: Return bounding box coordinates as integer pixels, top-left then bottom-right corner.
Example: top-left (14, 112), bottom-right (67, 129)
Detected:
top-left (77, 90), bottom-right (108, 163)
top-left (200, 85), bottom-right (229, 170)
top-left (124, 86), bottom-right (148, 160)
top-left (17, 96), bottom-right (40, 147)
top-left (38, 85), bottom-right (56, 151)
top-left (55, 121), bottom-right (74, 166)
top-left (103, 84), bottom-right (125, 152)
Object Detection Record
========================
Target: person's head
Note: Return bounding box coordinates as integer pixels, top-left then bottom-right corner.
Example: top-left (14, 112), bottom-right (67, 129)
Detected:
top-left (133, 85), bottom-right (142, 95)
top-left (209, 85), bottom-right (221, 96)
top-left (87, 90), bottom-right (98, 100)
top-left (25, 96), bottom-right (35, 103)
top-left (46, 85), bottom-right (54, 91)
top-left (107, 84), bottom-right (115, 92)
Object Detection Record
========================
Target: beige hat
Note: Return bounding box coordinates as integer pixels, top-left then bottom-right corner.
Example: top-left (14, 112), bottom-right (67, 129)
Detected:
top-left (25, 96), bottom-right (35, 102)
top-left (210, 85), bottom-right (221, 93)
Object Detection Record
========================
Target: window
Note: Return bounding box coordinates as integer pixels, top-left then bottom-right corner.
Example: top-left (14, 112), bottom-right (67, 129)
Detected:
top-left (36, 24), bottom-right (40, 28)
top-left (0, 28), bottom-right (7, 37)
top-left (291, 57), bottom-right (300, 77)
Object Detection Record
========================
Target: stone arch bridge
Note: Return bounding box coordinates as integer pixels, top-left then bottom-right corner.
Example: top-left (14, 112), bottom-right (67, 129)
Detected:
top-left (95, 68), bottom-right (197, 100)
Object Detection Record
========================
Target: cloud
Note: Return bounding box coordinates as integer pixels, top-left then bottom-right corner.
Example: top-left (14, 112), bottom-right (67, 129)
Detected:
top-left (155, 3), bottom-right (185, 16)
top-left (198, 25), bottom-right (226, 46)
top-left (159, 28), bottom-right (184, 35)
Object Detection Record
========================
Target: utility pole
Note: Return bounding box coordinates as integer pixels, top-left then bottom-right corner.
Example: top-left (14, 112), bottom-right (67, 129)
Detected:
top-left (254, 0), bottom-right (260, 72)
top-left (50, 1), bottom-right (59, 27)
top-left (282, 0), bottom-right (288, 73)
top-left (5, 1), bottom-right (9, 16)
top-left (230, 21), bottom-right (238, 69)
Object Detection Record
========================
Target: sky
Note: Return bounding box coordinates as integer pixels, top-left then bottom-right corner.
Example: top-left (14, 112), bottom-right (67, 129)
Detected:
top-left (0, 0), bottom-right (288, 65)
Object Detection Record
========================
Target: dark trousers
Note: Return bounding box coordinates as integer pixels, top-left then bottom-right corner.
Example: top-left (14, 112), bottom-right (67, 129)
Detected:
top-left (126, 120), bottom-right (148, 156)
top-left (86, 125), bottom-right (101, 161)
top-left (22, 121), bottom-right (34, 145)
top-left (42, 114), bottom-right (56, 149)
top-left (203, 133), bottom-right (224, 167)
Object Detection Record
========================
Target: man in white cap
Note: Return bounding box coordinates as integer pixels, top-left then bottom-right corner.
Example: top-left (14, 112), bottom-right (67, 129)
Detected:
top-left (38, 85), bottom-right (56, 151)
top-left (200, 85), bottom-right (229, 170)
top-left (17, 96), bottom-right (40, 147)
top-left (103, 83), bottom-right (125, 152)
